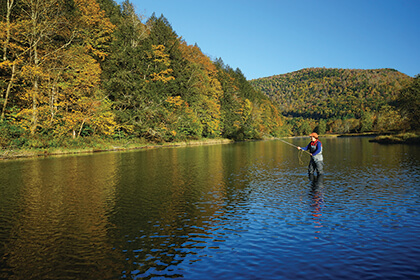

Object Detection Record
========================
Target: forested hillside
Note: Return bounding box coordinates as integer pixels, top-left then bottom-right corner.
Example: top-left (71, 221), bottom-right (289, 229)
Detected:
top-left (0, 0), bottom-right (287, 149)
top-left (250, 68), bottom-right (415, 135)
top-left (250, 68), bottom-right (411, 119)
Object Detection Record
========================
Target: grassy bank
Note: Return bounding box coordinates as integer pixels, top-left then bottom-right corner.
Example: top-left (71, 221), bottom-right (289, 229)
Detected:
top-left (2, 132), bottom-right (418, 161)
top-left (0, 138), bottom-right (234, 160)
top-left (369, 132), bottom-right (420, 144)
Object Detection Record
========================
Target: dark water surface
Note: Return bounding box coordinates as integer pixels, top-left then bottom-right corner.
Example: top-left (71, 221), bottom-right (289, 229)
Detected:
top-left (1, 138), bottom-right (419, 279)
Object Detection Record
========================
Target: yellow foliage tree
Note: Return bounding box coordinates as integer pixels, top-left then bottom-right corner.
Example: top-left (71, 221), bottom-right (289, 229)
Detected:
top-left (2, 0), bottom-right (117, 138)
top-left (163, 96), bottom-right (202, 140)
top-left (73, 0), bottom-right (116, 60)
top-left (54, 47), bottom-right (116, 138)
top-left (148, 45), bottom-right (175, 83)
top-left (179, 42), bottom-right (223, 137)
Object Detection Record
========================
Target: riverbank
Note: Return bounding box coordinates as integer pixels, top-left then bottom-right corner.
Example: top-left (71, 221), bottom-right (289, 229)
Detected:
top-left (2, 132), bottom-right (418, 161)
top-left (0, 138), bottom-right (234, 161)
top-left (324, 131), bottom-right (420, 144)
top-left (369, 132), bottom-right (420, 144)
top-left (278, 132), bottom-right (420, 144)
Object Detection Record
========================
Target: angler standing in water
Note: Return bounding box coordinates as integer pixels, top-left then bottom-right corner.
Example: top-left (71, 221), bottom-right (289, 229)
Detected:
top-left (298, 132), bottom-right (324, 177)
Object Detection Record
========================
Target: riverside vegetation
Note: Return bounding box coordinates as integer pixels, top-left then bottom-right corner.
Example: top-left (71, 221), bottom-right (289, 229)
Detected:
top-left (0, 0), bottom-right (286, 157)
top-left (1, 0), bottom-right (419, 159)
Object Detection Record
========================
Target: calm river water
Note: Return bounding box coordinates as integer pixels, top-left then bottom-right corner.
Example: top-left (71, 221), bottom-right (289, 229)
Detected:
top-left (1, 137), bottom-right (419, 280)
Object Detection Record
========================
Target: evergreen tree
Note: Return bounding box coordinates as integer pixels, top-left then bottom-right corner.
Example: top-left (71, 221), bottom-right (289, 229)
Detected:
top-left (214, 58), bottom-right (243, 139)
top-left (146, 14), bottom-right (187, 98)
top-left (96, 0), bottom-right (122, 25)
top-left (101, 0), bottom-right (151, 137)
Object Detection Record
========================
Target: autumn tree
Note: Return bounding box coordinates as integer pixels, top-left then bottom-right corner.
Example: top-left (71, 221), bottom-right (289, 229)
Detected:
top-left (258, 100), bottom-right (288, 137)
top-left (51, 46), bottom-right (116, 138)
top-left (250, 68), bottom-right (411, 123)
top-left (0, 0), bottom-right (16, 120)
top-left (8, 0), bottom-right (77, 135)
top-left (315, 119), bottom-right (327, 135)
top-left (179, 42), bottom-right (222, 137)
top-left (397, 75), bottom-right (420, 131)
top-left (360, 110), bottom-right (374, 132)
top-left (63, 0), bottom-right (117, 137)
top-left (162, 96), bottom-right (202, 140)
top-left (0, 0), bottom-right (116, 143)
top-left (1, 0), bottom-right (289, 147)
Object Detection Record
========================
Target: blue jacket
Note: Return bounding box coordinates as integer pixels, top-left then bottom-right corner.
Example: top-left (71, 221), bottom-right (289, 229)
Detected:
top-left (301, 140), bottom-right (323, 161)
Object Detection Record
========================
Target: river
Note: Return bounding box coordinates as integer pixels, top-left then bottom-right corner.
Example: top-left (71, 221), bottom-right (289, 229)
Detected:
top-left (1, 137), bottom-right (419, 279)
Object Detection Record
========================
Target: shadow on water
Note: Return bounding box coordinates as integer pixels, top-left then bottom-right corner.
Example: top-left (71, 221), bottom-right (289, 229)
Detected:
top-left (308, 174), bottom-right (325, 239)
top-left (309, 174), bottom-right (324, 190)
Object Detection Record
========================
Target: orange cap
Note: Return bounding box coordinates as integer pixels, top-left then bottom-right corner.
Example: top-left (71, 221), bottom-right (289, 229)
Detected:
top-left (309, 132), bottom-right (319, 138)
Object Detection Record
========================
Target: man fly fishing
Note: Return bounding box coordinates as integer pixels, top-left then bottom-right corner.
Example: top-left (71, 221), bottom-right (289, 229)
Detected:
top-left (297, 132), bottom-right (324, 177)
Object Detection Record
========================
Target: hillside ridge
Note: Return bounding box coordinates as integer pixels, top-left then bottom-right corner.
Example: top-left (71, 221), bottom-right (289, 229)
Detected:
top-left (250, 67), bottom-right (412, 120)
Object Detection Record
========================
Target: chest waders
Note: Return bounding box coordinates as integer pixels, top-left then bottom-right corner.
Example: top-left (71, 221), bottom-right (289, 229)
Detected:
top-left (308, 142), bottom-right (323, 176)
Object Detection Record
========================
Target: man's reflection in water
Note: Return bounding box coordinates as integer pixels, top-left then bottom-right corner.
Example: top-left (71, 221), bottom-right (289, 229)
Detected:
top-left (309, 175), bottom-right (324, 239)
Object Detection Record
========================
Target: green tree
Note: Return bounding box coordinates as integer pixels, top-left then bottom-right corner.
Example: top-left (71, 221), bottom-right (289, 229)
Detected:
top-left (375, 104), bottom-right (406, 132)
top-left (102, 0), bottom-right (151, 137)
top-left (315, 119), bottom-right (326, 135)
top-left (250, 67), bottom-right (411, 121)
top-left (146, 14), bottom-right (186, 98)
top-left (397, 75), bottom-right (420, 130)
top-left (360, 110), bottom-right (374, 132)
top-left (178, 42), bottom-right (222, 138)
top-left (214, 58), bottom-right (243, 140)
top-left (300, 120), bottom-right (312, 135)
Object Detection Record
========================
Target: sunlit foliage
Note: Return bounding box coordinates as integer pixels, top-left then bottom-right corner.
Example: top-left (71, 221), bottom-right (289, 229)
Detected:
top-left (0, 0), bottom-right (286, 148)
top-left (251, 68), bottom-right (416, 135)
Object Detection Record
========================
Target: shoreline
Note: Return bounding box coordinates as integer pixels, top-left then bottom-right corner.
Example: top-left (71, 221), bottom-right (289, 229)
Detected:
top-left (368, 133), bottom-right (420, 145)
top-left (2, 132), bottom-right (418, 161)
top-left (0, 138), bottom-right (234, 161)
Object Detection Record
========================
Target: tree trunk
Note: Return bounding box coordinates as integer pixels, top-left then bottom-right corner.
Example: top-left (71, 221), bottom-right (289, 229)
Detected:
top-left (30, 40), bottom-right (40, 135)
top-left (3, 0), bottom-right (14, 61)
top-left (1, 62), bottom-right (16, 121)
top-left (78, 118), bottom-right (87, 137)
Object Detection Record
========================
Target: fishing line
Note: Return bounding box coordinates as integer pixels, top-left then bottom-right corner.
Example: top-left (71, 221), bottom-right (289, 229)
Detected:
top-left (298, 149), bottom-right (305, 165)
top-left (277, 138), bottom-right (311, 165)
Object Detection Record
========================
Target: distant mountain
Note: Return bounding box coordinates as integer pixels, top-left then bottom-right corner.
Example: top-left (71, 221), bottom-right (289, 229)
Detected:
top-left (250, 68), bottom-right (412, 119)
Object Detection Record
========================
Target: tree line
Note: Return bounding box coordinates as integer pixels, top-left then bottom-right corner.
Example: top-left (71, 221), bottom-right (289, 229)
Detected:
top-left (250, 68), bottom-right (419, 135)
top-left (0, 0), bottom-right (287, 149)
top-left (1, 0), bottom-right (418, 149)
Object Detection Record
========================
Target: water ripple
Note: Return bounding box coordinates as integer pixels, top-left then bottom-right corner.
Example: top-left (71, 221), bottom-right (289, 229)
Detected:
top-left (1, 139), bottom-right (420, 279)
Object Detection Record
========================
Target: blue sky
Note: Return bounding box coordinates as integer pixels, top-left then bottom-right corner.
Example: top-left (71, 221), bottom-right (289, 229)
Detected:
top-left (118, 0), bottom-right (420, 80)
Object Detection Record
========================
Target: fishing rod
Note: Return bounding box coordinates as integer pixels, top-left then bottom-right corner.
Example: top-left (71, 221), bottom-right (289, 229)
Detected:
top-left (277, 138), bottom-right (312, 155)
